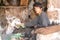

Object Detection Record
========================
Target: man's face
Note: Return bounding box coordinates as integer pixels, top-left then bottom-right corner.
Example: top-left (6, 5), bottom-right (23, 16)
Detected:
top-left (34, 7), bottom-right (42, 15)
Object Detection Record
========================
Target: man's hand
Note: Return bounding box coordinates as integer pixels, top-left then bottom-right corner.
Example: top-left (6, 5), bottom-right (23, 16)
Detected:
top-left (19, 23), bottom-right (26, 28)
top-left (15, 23), bottom-right (26, 29)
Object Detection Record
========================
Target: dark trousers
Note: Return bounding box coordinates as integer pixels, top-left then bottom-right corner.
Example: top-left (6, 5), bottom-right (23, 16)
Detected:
top-left (24, 28), bottom-right (36, 40)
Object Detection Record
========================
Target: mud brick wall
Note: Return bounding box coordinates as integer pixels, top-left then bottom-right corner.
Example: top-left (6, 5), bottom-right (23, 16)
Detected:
top-left (0, 8), bottom-right (8, 28)
top-left (4, 6), bottom-right (29, 22)
top-left (50, 0), bottom-right (60, 8)
top-left (0, 6), bottom-right (29, 28)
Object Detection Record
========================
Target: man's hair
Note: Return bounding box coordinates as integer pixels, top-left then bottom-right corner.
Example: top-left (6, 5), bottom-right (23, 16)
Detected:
top-left (33, 2), bottom-right (42, 8)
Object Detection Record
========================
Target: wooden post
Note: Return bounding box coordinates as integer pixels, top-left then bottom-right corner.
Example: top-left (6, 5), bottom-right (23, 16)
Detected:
top-left (20, 0), bottom-right (29, 6)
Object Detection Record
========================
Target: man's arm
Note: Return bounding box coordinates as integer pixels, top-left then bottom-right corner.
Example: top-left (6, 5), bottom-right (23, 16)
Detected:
top-left (41, 12), bottom-right (50, 27)
top-left (24, 17), bottom-right (38, 28)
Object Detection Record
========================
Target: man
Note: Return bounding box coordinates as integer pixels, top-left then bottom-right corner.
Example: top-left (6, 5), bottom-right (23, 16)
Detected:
top-left (20, 2), bottom-right (60, 40)
top-left (20, 2), bottom-right (50, 40)
top-left (24, 2), bottom-right (50, 28)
